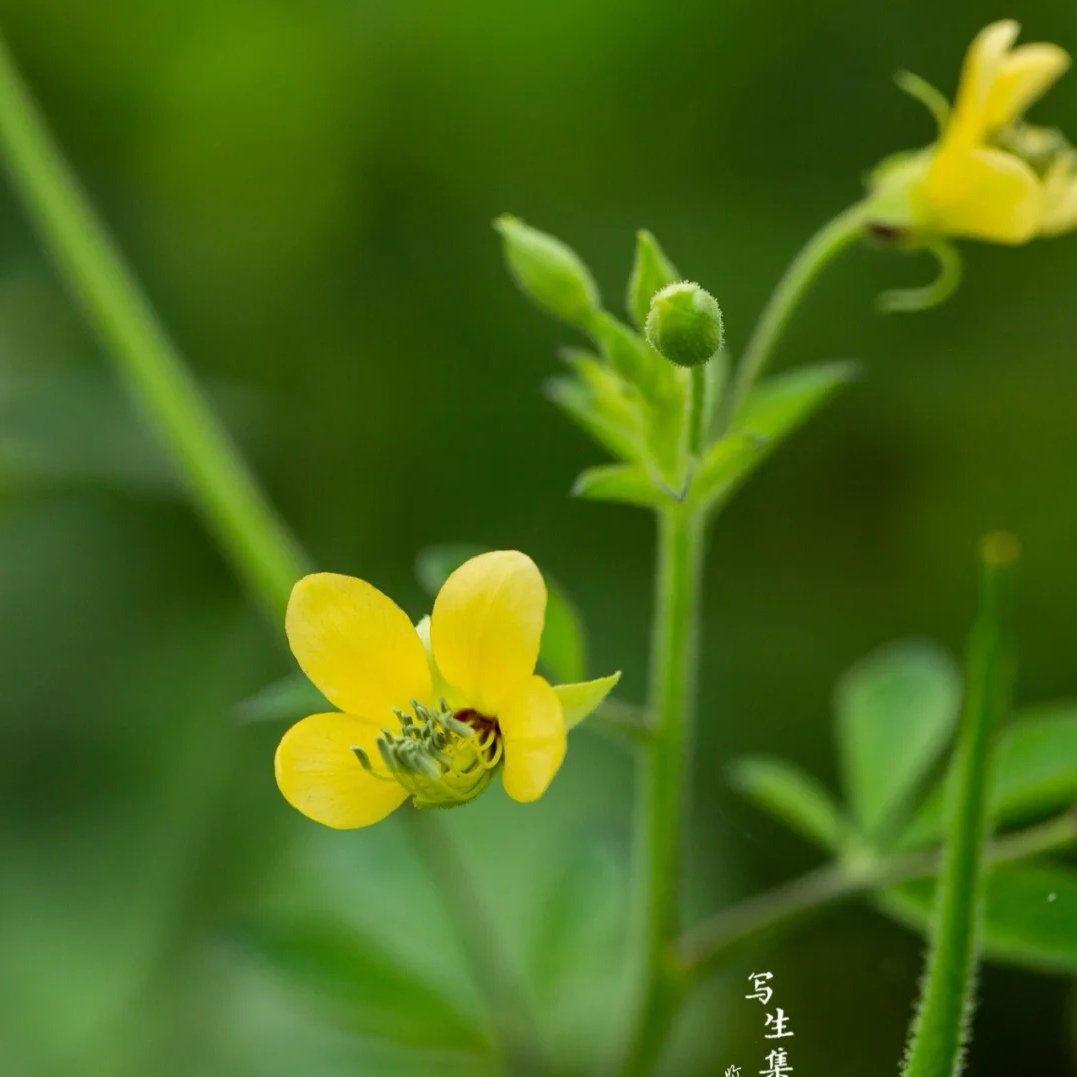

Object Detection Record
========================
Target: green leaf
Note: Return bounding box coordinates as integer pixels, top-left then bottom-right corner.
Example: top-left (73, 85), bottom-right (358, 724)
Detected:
top-left (238, 917), bottom-right (490, 1051)
top-left (687, 433), bottom-right (766, 510)
top-left (546, 349), bottom-right (646, 463)
top-left (728, 755), bottom-right (847, 852)
top-left (881, 861), bottom-right (1077, 976)
top-left (571, 463), bottom-right (670, 509)
top-left (626, 230), bottom-right (680, 330)
top-left (836, 639), bottom-right (962, 844)
top-left (737, 359), bottom-right (859, 447)
top-left (415, 544), bottom-right (588, 683)
top-left (235, 672), bottom-right (327, 724)
top-left (901, 702), bottom-right (1077, 848)
top-left (528, 840), bottom-right (627, 995)
top-left (899, 534), bottom-right (1019, 1077)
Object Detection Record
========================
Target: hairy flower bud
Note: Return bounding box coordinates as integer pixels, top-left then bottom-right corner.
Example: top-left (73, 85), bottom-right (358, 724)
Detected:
top-left (495, 215), bottom-right (600, 328)
top-left (644, 282), bottom-right (723, 368)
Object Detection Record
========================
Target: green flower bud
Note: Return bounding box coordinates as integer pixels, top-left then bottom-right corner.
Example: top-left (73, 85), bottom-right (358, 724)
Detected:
top-left (495, 215), bottom-right (600, 329)
top-left (626, 230), bottom-right (680, 329)
top-left (644, 282), bottom-right (723, 368)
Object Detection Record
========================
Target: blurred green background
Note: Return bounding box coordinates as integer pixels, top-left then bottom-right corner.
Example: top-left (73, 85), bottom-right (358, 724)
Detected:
top-left (0, 1), bottom-right (1075, 1074)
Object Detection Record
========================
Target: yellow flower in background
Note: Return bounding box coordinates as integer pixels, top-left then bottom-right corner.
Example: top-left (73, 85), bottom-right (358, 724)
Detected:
top-left (275, 550), bottom-right (620, 828)
top-left (868, 20), bottom-right (1077, 244)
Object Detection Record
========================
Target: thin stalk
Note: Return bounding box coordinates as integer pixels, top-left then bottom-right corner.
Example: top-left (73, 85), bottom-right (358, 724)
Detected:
top-left (687, 363), bottom-right (707, 458)
top-left (901, 534), bottom-right (1019, 1077)
top-left (719, 202), bottom-right (868, 434)
top-left (621, 505), bottom-right (706, 1075)
top-left (403, 809), bottom-right (548, 1077)
top-left (0, 33), bottom-right (545, 1070)
top-left (677, 809), bottom-right (1075, 977)
top-left (0, 29), bottom-right (309, 617)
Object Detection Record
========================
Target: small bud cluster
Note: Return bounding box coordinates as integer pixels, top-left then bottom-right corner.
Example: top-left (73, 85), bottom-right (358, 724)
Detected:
top-left (354, 700), bottom-right (503, 809)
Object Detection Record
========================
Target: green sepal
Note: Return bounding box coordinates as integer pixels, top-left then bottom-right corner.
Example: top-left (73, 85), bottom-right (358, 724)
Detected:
top-left (235, 673), bottom-right (327, 724)
top-left (728, 755), bottom-right (849, 853)
top-left (572, 463), bottom-right (671, 509)
top-left (626, 229), bottom-right (681, 330)
top-left (495, 215), bottom-right (600, 329)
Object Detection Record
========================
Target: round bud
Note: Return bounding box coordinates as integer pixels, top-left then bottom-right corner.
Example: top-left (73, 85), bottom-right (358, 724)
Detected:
top-left (644, 281), bottom-right (724, 368)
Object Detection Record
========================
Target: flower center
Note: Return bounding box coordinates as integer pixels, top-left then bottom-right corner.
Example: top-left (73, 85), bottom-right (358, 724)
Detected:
top-left (352, 700), bottom-right (503, 809)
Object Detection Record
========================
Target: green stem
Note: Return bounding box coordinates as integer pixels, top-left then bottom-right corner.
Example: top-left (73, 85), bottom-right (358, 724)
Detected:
top-left (403, 810), bottom-right (548, 1077)
top-left (0, 33), bottom-right (547, 1073)
top-left (687, 363), bottom-right (707, 458)
top-left (621, 505), bottom-right (706, 1075)
top-left (902, 534), bottom-right (1019, 1077)
top-left (677, 808), bottom-right (1075, 977)
top-left (720, 201), bottom-right (868, 434)
top-left (0, 29), bottom-right (310, 618)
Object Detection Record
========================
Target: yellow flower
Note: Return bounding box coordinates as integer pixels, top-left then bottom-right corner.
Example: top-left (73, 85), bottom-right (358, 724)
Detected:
top-left (274, 550), bottom-right (620, 828)
top-left (867, 20), bottom-right (1077, 243)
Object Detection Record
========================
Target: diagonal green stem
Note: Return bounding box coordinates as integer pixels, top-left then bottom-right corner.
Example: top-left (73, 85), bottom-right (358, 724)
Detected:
top-left (676, 809), bottom-right (1075, 977)
top-left (719, 201), bottom-right (868, 434)
top-left (0, 28), bottom-right (309, 618)
top-left (621, 505), bottom-right (706, 1075)
top-left (0, 31), bottom-right (545, 1074)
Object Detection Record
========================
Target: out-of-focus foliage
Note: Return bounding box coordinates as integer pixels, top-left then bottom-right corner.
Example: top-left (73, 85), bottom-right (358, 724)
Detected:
top-left (1, 0), bottom-right (1076, 1074)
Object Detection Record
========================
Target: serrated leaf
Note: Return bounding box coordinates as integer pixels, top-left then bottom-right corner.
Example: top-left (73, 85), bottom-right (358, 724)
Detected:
top-left (415, 545), bottom-right (587, 683)
top-left (728, 755), bottom-right (848, 852)
top-left (738, 360), bottom-right (858, 447)
top-left (572, 463), bottom-right (670, 509)
top-left (835, 639), bottom-right (962, 844)
top-left (687, 433), bottom-right (766, 510)
top-left (880, 861), bottom-right (1077, 976)
top-left (235, 672), bottom-right (327, 724)
top-left (238, 917), bottom-right (490, 1050)
top-left (901, 703), bottom-right (1077, 848)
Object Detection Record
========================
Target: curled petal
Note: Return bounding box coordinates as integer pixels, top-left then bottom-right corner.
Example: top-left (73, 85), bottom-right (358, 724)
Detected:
top-left (500, 675), bottom-right (566, 803)
top-left (985, 43), bottom-right (1071, 130)
top-left (431, 551), bottom-right (546, 716)
top-left (948, 20), bottom-right (1020, 148)
top-left (286, 573), bottom-right (432, 719)
top-left (275, 713), bottom-right (408, 828)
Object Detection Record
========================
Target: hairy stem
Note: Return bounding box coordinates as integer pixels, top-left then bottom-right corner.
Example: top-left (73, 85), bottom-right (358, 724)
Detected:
top-left (621, 505), bottom-right (706, 1075)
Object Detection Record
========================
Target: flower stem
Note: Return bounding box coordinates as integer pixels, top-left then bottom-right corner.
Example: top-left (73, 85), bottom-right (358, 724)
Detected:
top-left (719, 201), bottom-right (868, 434)
top-left (621, 504), bottom-right (706, 1075)
top-left (0, 33), bottom-right (548, 1072)
top-left (403, 809), bottom-right (549, 1077)
top-left (0, 28), bottom-right (310, 618)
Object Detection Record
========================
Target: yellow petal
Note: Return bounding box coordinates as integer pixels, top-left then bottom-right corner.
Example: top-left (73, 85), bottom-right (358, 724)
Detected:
top-left (948, 20), bottom-right (1020, 148)
top-left (1040, 154), bottom-right (1077, 235)
top-left (554, 672), bottom-right (622, 730)
top-left (430, 551), bottom-right (546, 716)
top-left (985, 43), bottom-right (1070, 131)
top-left (499, 675), bottom-right (566, 802)
top-left (926, 145), bottom-right (1042, 243)
top-left (286, 573), bottom-right (433, 719)
top-left (275, 712), bottom-right (408, 828)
